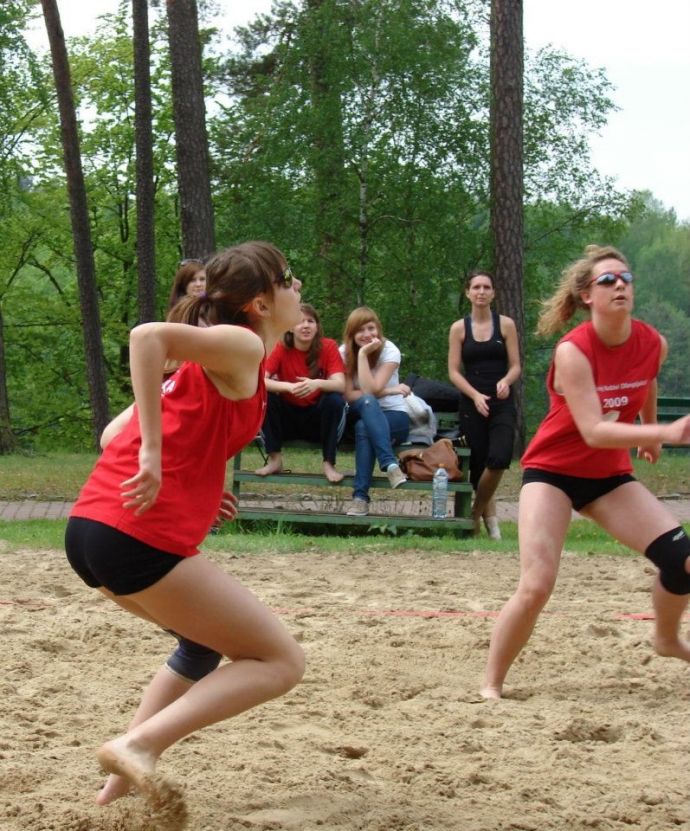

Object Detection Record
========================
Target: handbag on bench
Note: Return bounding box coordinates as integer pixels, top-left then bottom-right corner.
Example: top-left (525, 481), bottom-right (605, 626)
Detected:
top-left (397, 438), bottom-right (463, 482)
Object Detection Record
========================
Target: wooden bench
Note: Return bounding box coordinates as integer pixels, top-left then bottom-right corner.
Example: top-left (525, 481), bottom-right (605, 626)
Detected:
top-left (657, 395), bottom-right (690, 448)
top-left (230, 411), bottom-right (475, 536)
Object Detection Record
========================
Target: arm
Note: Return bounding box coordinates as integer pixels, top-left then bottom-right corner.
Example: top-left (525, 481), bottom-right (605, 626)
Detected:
top-left (447, 319), bottom-right (490, 416)
top-left (496, 316), bottom-right (521, 399)
top-left (636, 336), bottom-right (668, 463)
top-left (358, 353), bottom-right (399, 396)
top-left (290, 371), bottom-right (346, 398)
top-left (555, 339), bottom-right (690, 451)
top-left (122, 322), bottom-right (265, 514)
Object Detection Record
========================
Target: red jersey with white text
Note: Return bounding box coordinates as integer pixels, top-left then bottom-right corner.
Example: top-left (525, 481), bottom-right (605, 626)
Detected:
top-left (265, 338), bottom-right (344, 407)
top-left (521, 320), bottom-right (661, 477)
top-left (70, 360), bottom-right (266, 556)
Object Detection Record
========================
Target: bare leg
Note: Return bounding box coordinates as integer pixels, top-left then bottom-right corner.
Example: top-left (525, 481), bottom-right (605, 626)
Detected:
top-left (97, 556), bottom-right (305, 802)
top-left (255, 452), bottom-right (284, 476)
top-left (96, 666), bottom-right (191, 805)
top-left (480, 483), bottom-right (572, 698)
top-left (323, 460), bottom-right (344, 483)
top-left (472, 468), bottom-right (505, 526)
top-left (582, 482), bottom-right (690, 663)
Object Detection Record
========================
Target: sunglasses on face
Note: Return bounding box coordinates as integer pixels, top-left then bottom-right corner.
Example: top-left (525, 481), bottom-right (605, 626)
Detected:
top-left (274, 266), bottom-right (296, 288)
top-left (587, 270), bottom-right (634, 288)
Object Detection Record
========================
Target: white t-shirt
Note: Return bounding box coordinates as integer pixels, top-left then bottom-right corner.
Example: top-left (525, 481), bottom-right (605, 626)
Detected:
top-left (339, 339), bottom-right (407, 412)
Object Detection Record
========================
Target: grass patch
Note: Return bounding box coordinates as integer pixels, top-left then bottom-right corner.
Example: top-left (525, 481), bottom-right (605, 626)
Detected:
top-left (0, 517), bottom-right (641, 557)
top-left (1, 447), bottom-right (687, 502)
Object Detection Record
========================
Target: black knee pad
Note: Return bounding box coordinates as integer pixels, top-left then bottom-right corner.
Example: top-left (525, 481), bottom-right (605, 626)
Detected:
top-left (166, 636), bottom-right (222, 682)
top-left (645, 527), bottom-right (690, 595)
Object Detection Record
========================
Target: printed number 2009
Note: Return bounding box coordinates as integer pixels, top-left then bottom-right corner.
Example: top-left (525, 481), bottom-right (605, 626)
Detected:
top-left (603, 396), bottom-right (628, 408)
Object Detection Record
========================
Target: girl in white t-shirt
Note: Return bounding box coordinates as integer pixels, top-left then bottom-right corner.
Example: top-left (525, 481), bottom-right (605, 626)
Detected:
top-left (340, 307), bottom-right (411, 516)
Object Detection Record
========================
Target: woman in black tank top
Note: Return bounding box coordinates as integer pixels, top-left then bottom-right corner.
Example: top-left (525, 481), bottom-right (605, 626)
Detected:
top-left (447, 270), bottom-right (521, 538)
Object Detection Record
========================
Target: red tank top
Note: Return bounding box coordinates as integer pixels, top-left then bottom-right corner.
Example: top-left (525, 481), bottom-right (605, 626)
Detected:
top-left (71, 360), bottom-right (266, 556)
top-left (521, 320), bottom-right (661, 478)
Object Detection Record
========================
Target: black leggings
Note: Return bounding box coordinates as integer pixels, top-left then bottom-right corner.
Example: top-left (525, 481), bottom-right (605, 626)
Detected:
top-left (459, 397), bottom-right (516, 490)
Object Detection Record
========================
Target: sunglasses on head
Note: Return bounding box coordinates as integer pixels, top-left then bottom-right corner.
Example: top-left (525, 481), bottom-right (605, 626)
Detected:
top-left (179, 258), bottom-right (205, 266)
top-left (274, 266), bottom-right (296, 288)
top-left (587, 270), bottom-right (634, 288)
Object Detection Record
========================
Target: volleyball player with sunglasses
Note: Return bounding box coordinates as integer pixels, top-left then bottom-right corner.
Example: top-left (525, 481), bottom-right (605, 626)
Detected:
top-left (480, 245), bottom-right (690, 699)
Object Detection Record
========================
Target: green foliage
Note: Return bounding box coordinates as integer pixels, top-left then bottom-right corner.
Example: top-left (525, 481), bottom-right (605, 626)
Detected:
top-left (1, 0), bottom-right (682, 451)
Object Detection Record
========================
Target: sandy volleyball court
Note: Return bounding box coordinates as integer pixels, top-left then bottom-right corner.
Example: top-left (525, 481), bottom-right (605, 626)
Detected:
top-left (1, 539), bottom-right (688, 830)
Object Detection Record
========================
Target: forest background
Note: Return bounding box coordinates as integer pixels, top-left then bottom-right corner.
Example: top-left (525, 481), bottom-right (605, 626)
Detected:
top-left (1, 0), bottom-right (688, 456)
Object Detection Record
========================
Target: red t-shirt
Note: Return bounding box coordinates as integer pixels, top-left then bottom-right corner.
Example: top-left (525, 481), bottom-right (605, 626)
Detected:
top-left (70, 360), bottom-right (266, 556)
top-left (265, 338), bottom-right (344, 407)
top-left (521, 319), bottom-right (662, 478)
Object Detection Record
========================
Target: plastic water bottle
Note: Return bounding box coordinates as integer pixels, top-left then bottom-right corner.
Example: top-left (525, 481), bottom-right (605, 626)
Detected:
top-left (432, 463), bottom-right (449, 519)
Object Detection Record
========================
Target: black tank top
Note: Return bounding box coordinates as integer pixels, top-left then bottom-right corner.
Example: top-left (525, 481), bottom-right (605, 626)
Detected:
top-left (461, 310), bottom-right (509, 399)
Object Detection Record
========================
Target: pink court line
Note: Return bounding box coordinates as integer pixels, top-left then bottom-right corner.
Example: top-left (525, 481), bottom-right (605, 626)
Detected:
top-left (2, 601), bottom-right (688, 622)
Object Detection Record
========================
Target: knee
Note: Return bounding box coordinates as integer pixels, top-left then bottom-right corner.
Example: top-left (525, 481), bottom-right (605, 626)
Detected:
top-left (357, 393), bottom-right (377, 409)
top-left (516, 575), bottom-right (556, 612)
top-left (272, 641), bottom-right (306, 694)
top-left (322, 391), bottom-right (344, 411)
top-left (166, 636), bottom-right (222, 683)
top-left (645, 527), bottom-right (690, 595)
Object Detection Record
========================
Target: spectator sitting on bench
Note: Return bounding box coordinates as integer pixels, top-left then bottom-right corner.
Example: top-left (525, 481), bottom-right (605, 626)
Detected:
top-left (340, 306), bottom-right (411, 517)
top-left (255, 303), bottom-right (347, 483)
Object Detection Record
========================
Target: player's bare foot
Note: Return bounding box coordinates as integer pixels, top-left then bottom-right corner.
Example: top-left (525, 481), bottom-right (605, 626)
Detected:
top-left (97, 736), bottom-right (158, 795)
top-left (255, 455), bottom-right (283, 476)
top-left (96, 772), bottom-right (134, 805)
top-left (479, 685), bottom-right (502, 700)
top-left (98, 737), bottom-right (188, 828)
top-left (323, 462), bottom-right (344, 483)
top-left (654, 634), bottom-right (690, 663)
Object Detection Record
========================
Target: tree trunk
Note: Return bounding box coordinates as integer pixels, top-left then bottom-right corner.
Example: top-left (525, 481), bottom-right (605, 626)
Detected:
top-left (0, 308), bottom-right (17, 453)
top-left (132, 0), bottom-right (157, 323)
top-left (306, 0), bottom-right (350, 312)
top-left (490, 0), bottom-right (525, 453)
top-left (166, 0), bottom-right (215, 259)
top-left (41, 0), bottom-right (110, 450)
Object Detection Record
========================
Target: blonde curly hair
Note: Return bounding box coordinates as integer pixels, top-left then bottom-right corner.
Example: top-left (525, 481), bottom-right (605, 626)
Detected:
top-left (536, 245), bottom-right (630, 337)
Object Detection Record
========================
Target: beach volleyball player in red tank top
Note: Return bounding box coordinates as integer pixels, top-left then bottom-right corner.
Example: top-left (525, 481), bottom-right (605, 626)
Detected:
top-left (479, 245), bottom-right (690, 700)
top-left (65, 242), bottom-right (305, 813)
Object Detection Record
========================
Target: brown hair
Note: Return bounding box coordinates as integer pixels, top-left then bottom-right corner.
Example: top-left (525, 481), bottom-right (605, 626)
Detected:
top-left (465, 269), bottom-right (495, 290)
top-left (284, 303), bottom-right (324, 378)
top-left (167, 260), bottom-right (206, 310)
top-left (170, 241), bottom-right (284, 328)
top-left (536, 245), bottom-right (630, 337)
top-left (341, 306), bottom-right (384, 377)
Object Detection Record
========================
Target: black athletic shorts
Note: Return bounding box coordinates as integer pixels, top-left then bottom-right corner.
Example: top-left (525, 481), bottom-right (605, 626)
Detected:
top-left (521, 468), bottom-right (636, 512)
top-left (65, 517), bottom-right (185, 596)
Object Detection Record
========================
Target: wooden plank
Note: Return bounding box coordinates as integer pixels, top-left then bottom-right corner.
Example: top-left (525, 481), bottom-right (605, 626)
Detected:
top-left (234, 506), bottom-right (474, 535)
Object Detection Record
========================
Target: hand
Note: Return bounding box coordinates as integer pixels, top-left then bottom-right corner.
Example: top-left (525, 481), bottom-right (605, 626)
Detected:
top-left (496, 381), bottom-right (510, 400)
top-left (473, 392), bottom-right (490, 417)
top-left (359, 337), bottom-right (381, 356)
top-left (215, 490), bottom-right (239, 524)
top-left (398, 383), bottom-right (411, 397)
top-left (292, 377), bottom-right (319, 398)
top-left (664, 414), bottom-right (690, 446)
top-left (120, 448), bottom-right (162, 515)
top-left (636, 443), bottom-right (662, 465)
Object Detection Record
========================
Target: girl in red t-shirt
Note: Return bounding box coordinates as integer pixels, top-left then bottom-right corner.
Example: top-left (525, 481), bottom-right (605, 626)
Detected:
top-left (480, 245), bottom-right (690, 700)
top-left (255, 303), bottom-right (347, 482)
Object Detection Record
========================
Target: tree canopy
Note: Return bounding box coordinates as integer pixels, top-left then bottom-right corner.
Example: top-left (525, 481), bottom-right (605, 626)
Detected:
top-left (1, 0), bottom-right (686, 452)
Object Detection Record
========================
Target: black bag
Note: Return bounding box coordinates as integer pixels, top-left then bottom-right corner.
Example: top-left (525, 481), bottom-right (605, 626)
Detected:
top-left (404, 374), bottom-right (461, 414)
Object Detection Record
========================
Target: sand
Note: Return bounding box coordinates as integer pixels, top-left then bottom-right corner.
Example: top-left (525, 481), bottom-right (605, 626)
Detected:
top-left (1, 539), bottom-right (688, 831)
